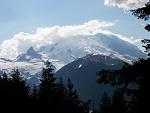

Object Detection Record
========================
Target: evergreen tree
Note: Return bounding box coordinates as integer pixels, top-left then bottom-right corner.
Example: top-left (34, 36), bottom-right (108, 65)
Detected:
top-left (39, 61), bottom-right (56, 99)
top-left (125, 93), bottom-right (138, 113)
top-left (0, 72), bottom-right (11, 111)
top-left (111, 90), bottom-right (125, 113)
top-left (8, 68), bottom-right (29, 112)
top-left (67, 78), bottom-right (80, 106)
top-left (66, 78), bottom-right (82, 113)
top-left (0, 61), bottom-right (91, 113)
top-left (56, 77), bottom-right (67, 103)
top-left (38, 61), bottom-right (57, 112)
top-left (55, 77), bottom-right (68, 113)
top-left (97, 58), bottom-right (150, 113)
top-left (131, 1), bottom-right (150, 55)
top-left (99, 92), bottom-right (111, 113)
top-left (31, 84), bottom-right (38, 99)
top-left (131, 1), bottom-right (150, 32)
top-left (29, 84), bottom-right (39, 112)
top-left (1, 72), bottom-right (10, 96)
top-left (10, 68), bottom-right (29, 99)
top-left (81, 100), bottom-right (91, 113)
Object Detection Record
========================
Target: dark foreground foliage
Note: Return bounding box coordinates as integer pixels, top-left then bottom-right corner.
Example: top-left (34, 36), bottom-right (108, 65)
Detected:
top-left (97, 57), bottom-right (150, 113)
top-left (96, 1), bottom-right (150, 113)
top-left (0, 62), bottom-right (90, 113)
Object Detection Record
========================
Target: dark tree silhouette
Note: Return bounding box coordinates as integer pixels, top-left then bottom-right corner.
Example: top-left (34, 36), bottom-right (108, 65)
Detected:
top-left (31, 84), bottom-right (38, 99)
top-left (130, 3), bottom-right (150, 112)
top-left (0, 62), bottom-right (90, 113)
top-left (131, 1), bottom-right (150, 55)
top-left (29, 84), bottom-right (39, 112)
top-left (97, 63), bottom-right (134, 89)
top-left (97, 58), bottom-right (150, 113)
top-left (38, 61), bottom-right (57, 112)
top-left (131, 1), bottom-right (150, 31)
top-left (55, 77), bottom-right (67, 112)
top-left (66, 78), bottom-right (81, 113)
top-left (99, 92), bottom-right (111, 113)
top-left (0, 72), bottom-right (11, 112)
top-left (10, 68), bottom-right (29, 112)
top-left (66, 78), bottom-right (90, 113)
top-left (10, 68), bottom-right (29, 98)
top-left (142, 39), bottom-right (150, 55)
top-left (111, 90), bottom-right (126, 113)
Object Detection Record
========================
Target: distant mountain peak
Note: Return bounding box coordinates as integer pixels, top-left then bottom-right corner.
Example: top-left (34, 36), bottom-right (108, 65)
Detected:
top-left (16, 46), bottom-right (42, 62)
top-left (27, 47), bottom-right (37, 55)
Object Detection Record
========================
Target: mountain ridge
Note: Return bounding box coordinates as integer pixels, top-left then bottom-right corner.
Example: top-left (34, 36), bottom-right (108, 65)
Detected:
top-left (0, 32), bottom-right (146, 83)
top-left (55, 54), bottom-right (125, 108)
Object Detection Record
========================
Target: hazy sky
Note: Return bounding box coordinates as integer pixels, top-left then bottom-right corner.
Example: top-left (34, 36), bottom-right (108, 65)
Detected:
top-left (0, 0), bottom-right (149, 43)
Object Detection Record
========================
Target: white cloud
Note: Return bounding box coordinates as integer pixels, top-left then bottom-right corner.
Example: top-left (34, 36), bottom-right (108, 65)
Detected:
top-left (100, 30), bottom-right (137, 43)
top-left (104, 0), bottom-right (149, 10)
top-left (0, 20), bottom-right (136, 59)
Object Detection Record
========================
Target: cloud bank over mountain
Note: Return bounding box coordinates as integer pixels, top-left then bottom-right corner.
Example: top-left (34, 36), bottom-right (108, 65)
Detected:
top-left (0, 20), bottom-right (138, 59)
top-left (104, 0), bottom-right (148, 10)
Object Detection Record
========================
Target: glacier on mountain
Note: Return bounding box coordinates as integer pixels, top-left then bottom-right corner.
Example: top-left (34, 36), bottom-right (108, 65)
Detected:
top-left (0, 32), bottom-right (146, 81)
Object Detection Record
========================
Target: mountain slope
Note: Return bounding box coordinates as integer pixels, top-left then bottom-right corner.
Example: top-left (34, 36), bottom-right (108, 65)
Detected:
top-left (0, 32), bottom-right (146, 87)
top-left (39, 33), bottom-right (146, 65)
top-left (0, 32), bottom-right (146, 108)
top-left (56, 54), bottom-right (125, 107)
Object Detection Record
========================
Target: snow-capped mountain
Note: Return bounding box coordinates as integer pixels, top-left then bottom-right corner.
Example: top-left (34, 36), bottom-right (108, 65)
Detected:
top-left (0, 31), bottom-right (147, 104)
top-left (16, 47), bottom-right (42, 62)
top-left (0, 47), bottom-right (56, 83)
top-left (38, 33), bottom-right (146, 65)
top-left (0, 32), bottom-right (146, 82)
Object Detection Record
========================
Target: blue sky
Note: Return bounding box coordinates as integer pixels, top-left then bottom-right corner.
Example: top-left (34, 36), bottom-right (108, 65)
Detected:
top-left (0, 0), bottom-right (149, 43)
